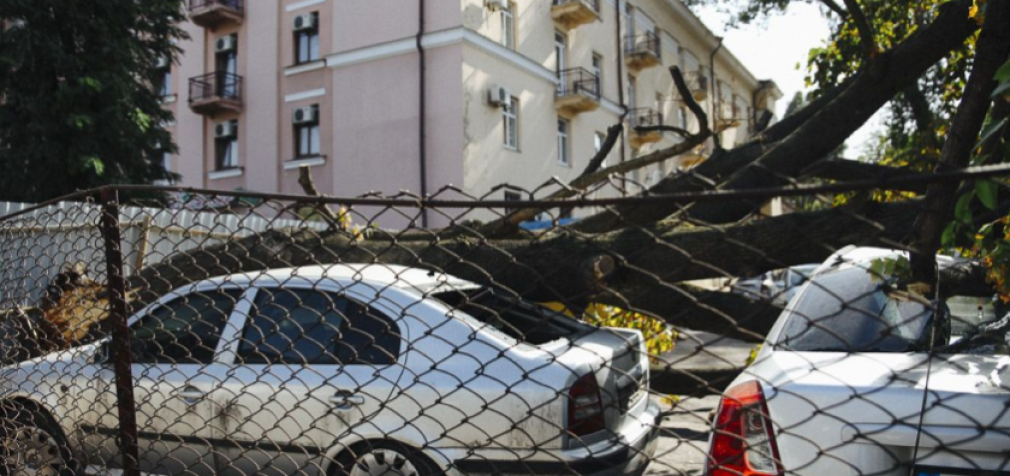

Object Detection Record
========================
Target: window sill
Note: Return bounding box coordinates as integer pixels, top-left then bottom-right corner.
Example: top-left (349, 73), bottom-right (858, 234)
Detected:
top-left (284, 156), bottom-right (327, 170)
top-left (209, 167), bottom-right (244, 180)
top-left (284, 60), bottom-right (326, 77)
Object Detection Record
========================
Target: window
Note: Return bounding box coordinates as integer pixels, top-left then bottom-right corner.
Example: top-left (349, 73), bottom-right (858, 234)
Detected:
top-left (501, 2), bottom-right (516, 50)
top-left (627, 74), bottom-right (637, 108)
top-left (594, 131), bottom-right (608, 168)
top-left (592, 53), bottom-right (603, 95)
top-left (504, 191), bottom-right (522, 214)
top-left (239, 288), bottom-right (401, 365)
top-left (130, 289), bottom-right (243, 364)
top-left (215, 34), bottom-right (238, 97)
top-left (295, 104), bottom-right (321, 158)
top-left (678, 106), bottom-right (689, 130)
top-left (295, 12), bottom-right (320, 64)
top-left (503, 96), bottom-right (519, 150)
top-left (554, 31), bottom-right (568, 75)
top-left (156, 62), bottom-right (172, 98)
top-left (557, 119), bottom-right (570, 167)
top-left (215, 120), bottom-right (239, 170)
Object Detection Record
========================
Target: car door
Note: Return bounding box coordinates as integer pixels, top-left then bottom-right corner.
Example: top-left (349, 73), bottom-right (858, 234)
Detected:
top-left (78, 286), bottom-right (250, 475)
top-left (212, 284), bottom-right (408, 476)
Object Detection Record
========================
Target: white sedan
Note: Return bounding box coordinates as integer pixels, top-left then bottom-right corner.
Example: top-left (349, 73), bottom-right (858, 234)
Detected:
top-left (0, 264), bottom-right (660, 476)
top-left (707, 247), bottom-right (1010, 476)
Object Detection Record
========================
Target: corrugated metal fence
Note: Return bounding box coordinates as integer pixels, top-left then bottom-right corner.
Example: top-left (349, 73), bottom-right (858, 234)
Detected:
top-left (0, 200), bottom-right (321, 305)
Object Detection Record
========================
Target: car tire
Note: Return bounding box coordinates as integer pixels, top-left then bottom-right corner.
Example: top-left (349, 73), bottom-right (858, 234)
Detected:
top-left (331, 440), bottom-right (441, 476)
top-left (0, 402), bottom-right (76, 476)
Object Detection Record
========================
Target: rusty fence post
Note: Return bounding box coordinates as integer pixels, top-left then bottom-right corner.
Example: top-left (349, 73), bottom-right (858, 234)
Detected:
top-left (99, 188), bottom-right (141, 476)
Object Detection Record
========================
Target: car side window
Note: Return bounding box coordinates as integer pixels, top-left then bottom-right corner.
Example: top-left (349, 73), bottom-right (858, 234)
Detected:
top-left (130, 288), bottom-right (243, 364)
top-left (237, 288), bottom-right (401, 365)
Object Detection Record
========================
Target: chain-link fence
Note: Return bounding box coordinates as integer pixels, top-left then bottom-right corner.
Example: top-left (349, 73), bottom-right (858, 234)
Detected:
top-left (0, 173), bottom-right (1008, 476)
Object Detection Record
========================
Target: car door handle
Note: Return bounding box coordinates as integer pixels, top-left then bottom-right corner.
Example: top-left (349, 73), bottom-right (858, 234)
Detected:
top-left (329, 394), bottom-right (365, 407)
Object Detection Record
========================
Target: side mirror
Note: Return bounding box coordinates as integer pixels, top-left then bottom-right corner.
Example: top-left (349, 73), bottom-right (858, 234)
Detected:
top-left (91, 340), bottom-right (111, 365)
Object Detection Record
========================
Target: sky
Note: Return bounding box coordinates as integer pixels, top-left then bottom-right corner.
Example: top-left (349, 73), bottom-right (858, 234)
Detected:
top-left (693, 2), bottom-right (885, 157)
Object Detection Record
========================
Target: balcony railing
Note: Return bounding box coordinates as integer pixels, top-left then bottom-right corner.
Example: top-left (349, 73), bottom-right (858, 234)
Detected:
top-left (686, 71), bottom-right (709, 101)
top-left (189, 0), bottom-right (244, 29)
top-left (189, 72), bottom-right (243, 115)
top-left (556, 67), bottom-right (601, 116)
top-left (625, 32), bottom-right (661, 71)
top-left (628, 108), bottom-right (663, 148)
top-left (552, 0), bottom-right (600, 29)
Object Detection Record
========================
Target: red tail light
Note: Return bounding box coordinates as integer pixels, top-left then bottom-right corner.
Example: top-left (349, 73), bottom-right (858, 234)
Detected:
top-left (707, 381), bottom-right (783, 476)
top-left (568, 372), bottom-right (606, 437)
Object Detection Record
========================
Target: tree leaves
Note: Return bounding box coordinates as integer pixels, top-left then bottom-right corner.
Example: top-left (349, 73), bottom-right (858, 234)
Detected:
top-left (976, 179), bottom-right (999, 210)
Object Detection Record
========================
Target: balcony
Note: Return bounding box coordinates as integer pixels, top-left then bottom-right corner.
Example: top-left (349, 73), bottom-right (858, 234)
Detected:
top-left (189, 72), bottom-right (243, 116)
top-left (628, 108), bottom-right (663, 149)
top-left (555, 68), bottom-right (600, 116)
top-left (551, 0), bottom-right (600, 29)
top-left (626, 32), bottom-right (661, 71)
top-left (686, 71), bottom-right (709, 102)
top-left (715, 104), bottom-right (741, 130)
top-left (189, 0), bottom-right (244, 29)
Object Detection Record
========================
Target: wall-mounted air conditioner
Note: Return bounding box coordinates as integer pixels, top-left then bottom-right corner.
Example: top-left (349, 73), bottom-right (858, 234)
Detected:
top-left (293, 105), bottom-right (319, 125)
top-left (293, 13), bottom-right (317, 32)
top-left (214, 120), bottom-right (237, 138)
top-left (215, 35), bottom-right (237, 53)
top-left (488, 84), bottom-right (511, 107)
top-left (485, 0), bottom-right (509, 12)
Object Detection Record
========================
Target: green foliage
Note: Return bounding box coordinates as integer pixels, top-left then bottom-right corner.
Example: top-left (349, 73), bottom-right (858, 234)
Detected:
top-left (0, 0), bottom-right (187, 202)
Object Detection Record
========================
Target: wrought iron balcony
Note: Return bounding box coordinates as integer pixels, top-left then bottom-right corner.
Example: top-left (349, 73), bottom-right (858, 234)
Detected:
top-left (189, 72), bottom-right (243, 115)
top-left (189, 0), bottom-right (244, 29)
top-left (626, 32), bottom-right (661, 71)
top-left (556, 67), bottom-right (600, 116)
top-left (552, 0), bottom-right (600, 29)
top-left (628, 108), bottom-right (663, 148)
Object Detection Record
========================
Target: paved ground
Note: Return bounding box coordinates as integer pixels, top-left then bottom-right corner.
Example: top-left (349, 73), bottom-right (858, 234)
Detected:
top-left (642, 329), bottom-right (754, 475)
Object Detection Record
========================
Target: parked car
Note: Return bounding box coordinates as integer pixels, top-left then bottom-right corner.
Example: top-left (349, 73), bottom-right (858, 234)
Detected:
top-left (707, 247), bottom-right (1010, 476)
top-left (730, 264), bottom-right (819, 306)
top-left (0, 264), bottom-right (660, 476)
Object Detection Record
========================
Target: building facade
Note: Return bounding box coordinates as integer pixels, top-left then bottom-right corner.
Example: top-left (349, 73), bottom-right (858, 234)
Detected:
top-left (162, 0), bottom-right (780, 223)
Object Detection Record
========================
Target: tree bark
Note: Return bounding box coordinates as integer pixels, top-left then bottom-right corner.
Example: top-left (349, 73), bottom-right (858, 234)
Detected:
top-left (910, 0), bottom-right (1010, 287)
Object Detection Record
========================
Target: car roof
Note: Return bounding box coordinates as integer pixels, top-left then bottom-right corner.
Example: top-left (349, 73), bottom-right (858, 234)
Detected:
top-left (815, 246), bottom-right (960, 276)
top-left (191, 264), bottom-right (480, 294)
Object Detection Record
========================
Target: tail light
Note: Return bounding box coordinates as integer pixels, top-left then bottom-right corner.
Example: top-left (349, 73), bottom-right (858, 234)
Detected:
top-left (707, 381), bottom-right (782, 476)
top-left (568, 372), bottom-right (606, 437)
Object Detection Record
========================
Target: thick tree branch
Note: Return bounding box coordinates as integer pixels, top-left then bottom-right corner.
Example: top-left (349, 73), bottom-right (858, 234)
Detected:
top-left (842, 0), bottom-right (877, 57)
top-left (581, 124), bottom-right (624, 177)
top-left (800, 158), bottom-right (930, 193)
top-left (818, 0), bottom-right (848, 17)
top-left (910, 0), bottom-right (1010, 287)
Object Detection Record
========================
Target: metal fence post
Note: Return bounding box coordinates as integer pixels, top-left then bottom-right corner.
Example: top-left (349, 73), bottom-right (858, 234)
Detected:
top-left (99, 188), bottom-right (141, 476)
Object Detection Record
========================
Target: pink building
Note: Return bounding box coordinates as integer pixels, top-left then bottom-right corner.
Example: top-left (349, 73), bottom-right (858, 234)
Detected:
top-left (161, 0), bottom-right (779, 224)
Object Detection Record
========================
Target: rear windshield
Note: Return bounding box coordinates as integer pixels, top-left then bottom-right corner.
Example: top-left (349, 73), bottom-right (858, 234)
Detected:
top-left (431, 288), bottom-right (591, 345)
top-left (775, 267), bottom-right (933, 352)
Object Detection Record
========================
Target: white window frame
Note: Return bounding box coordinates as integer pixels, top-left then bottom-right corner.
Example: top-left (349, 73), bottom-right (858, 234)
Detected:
top-left (592, 53), bottom-right (603, 96)
top-left (501, 2), bottom-right (516, 51)
top-left (558, 119), bottom-right (570, 167)
top-left (503, 96), bottom-right (519, 150)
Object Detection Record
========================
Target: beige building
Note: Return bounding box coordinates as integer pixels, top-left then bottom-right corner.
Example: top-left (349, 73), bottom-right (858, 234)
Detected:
top-left (162, 0), bottom-right (780, 224)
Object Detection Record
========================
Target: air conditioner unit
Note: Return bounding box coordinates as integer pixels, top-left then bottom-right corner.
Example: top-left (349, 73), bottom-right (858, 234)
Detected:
top-left (485, 0), bottom-right (509, 11)
top-left (293, 13), bottom-right (317, 32)
top-left (293, 105), bottom-right (319, 125)
top-left (155, 56), bottom-right (171, 69)
top-left (215, 35), bottom-right (237, 53)
top-left (214, 121), bottom-right (236, 138)
top-left (488, 84), bottom-right (511, 107)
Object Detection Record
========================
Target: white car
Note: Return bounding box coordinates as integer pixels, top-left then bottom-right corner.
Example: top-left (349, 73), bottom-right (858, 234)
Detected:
top-left (707, 247), bottom-right (1010, 476)
top-left (0, 264), bottom-right (660, 476)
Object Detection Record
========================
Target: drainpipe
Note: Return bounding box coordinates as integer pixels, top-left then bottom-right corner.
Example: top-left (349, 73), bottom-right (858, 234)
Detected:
top-left (416, 0), bottom-right (429, 227)
top-left (708, 36), bottom-right (723, 148)
top-left (615, 0), bottom-right (627, 195)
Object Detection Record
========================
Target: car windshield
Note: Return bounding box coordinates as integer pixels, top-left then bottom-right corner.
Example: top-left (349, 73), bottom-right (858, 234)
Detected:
top-left (775, 267), bottom-right (933, 352)
top-left (431, 287), bottom-right (591, 345)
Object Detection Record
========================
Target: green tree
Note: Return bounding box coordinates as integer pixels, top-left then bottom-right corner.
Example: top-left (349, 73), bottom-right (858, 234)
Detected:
top-left (0, 0), bottom-right (186, 203)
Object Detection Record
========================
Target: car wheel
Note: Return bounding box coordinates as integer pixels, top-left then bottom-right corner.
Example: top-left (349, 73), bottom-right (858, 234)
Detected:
top-left (333, 441), bottom-right (440, 476)
top-left (0, 403), bottom-right (75, 476)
